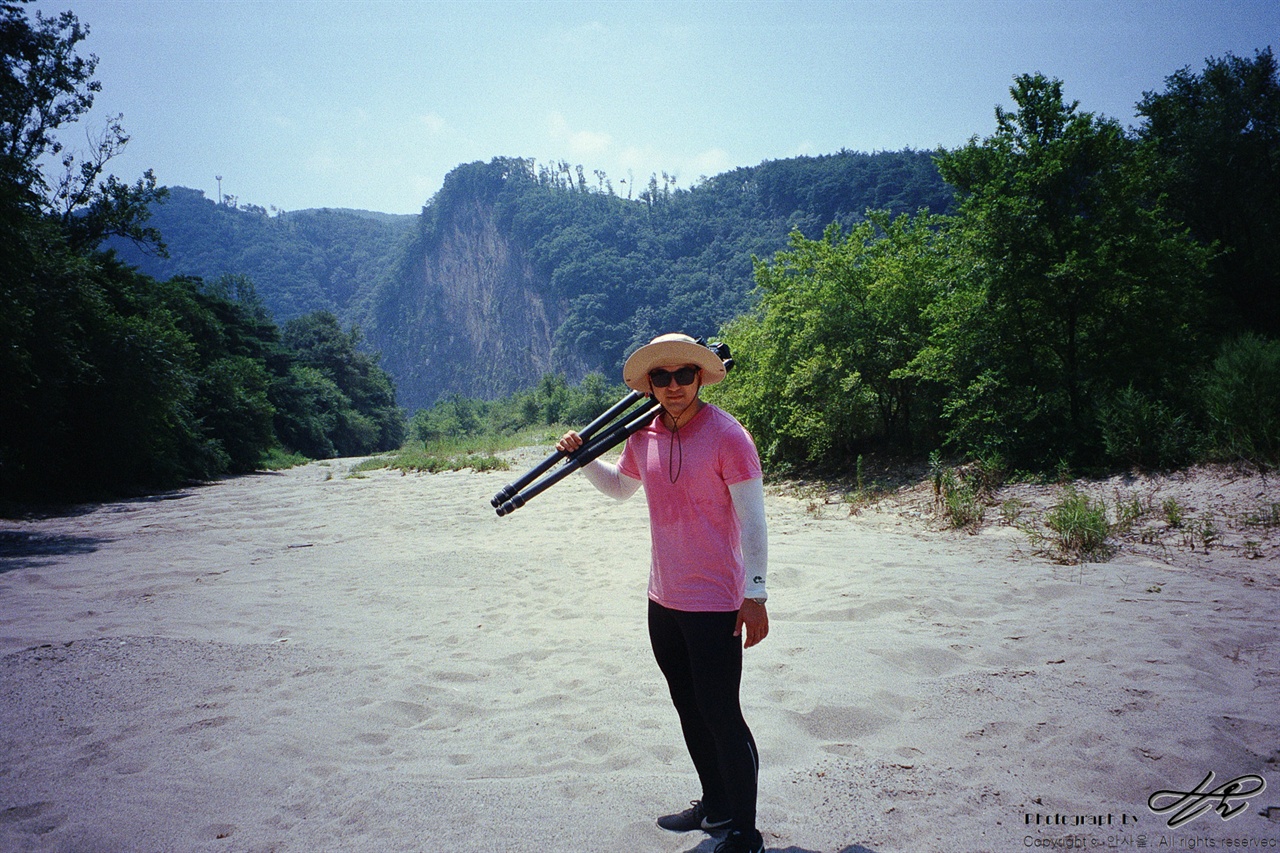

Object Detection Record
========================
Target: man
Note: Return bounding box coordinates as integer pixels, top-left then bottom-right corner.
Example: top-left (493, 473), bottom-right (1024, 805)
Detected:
top-left (557, 333), bottom-right (769, 853)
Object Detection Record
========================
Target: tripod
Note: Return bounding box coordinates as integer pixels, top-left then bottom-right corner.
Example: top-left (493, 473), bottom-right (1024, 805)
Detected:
top-left (490, 341), bottom-right (732, 517)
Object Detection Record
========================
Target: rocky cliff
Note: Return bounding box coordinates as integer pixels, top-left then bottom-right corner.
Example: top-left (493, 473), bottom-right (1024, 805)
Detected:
top-left (369, 196), bottom-right (570, 411)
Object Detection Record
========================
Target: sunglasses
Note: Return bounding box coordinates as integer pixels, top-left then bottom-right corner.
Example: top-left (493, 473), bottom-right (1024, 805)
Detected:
top-left (648, 366), bottom-right (700, 388)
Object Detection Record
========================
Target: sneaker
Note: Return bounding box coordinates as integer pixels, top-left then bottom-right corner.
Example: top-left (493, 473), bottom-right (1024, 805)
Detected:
top-left (656, 800), bottom-right (732, 832)
top-left (714, 829), bottom-right (765, 853)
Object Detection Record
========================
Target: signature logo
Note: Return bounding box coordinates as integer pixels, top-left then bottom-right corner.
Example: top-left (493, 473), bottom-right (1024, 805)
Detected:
top-left (1147, 771), bottom-right (1267, 828)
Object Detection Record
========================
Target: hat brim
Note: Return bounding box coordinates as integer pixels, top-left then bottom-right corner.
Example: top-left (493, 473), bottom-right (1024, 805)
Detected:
top-left (623, 338), bottom-right (727, 392)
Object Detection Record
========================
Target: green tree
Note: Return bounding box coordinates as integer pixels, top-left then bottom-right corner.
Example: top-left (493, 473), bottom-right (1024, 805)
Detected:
top-left (0, 1), bottom-right (165, 251)
top-left (1135, 49), bottom-right (1280, 338)
top-left (563, 371), bottom-right (622, 425)
top-left (283, 311), bottom-right (405, 455)
top-left (0, 249), bottom-right (232, 498)
top-left (927, 74), bottom-right (1211, 466)
top-left (410, 394), bottom-right (484, 442)
top-left (711, 211), bottom-right (949, 466)
top-left (533, 373), bottom-right (571, 425)
top-left (0, 2), bottom-right (97, 200)
top-left (148, 274), bottom-right (297, 473)
top-left (0, 1), bottom-right (197, 499)
top-left (196, 356), bottom-right (274, 473)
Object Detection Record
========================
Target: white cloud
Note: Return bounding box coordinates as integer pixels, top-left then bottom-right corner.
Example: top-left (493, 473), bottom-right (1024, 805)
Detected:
top-left (548, 111), bottom-right (613, 158)
top-left (570, 128), bottom-right (612, 158)
top-left (418, 112), bottom-right (448, 136)
top-left (690, 147), bottom-right (732, 177)
top-left (616, 143), bottom-right (656, 174)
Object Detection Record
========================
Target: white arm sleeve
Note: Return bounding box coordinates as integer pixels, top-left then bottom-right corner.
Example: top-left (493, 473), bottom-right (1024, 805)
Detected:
top-left (581, 458), bottom-right (641, 501)
top-left (728, 477), bottom-right (768, 601)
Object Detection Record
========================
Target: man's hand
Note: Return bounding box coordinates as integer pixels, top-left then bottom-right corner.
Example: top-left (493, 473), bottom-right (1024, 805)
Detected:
top-left (735, 599), bottom-right (769, 648)
top-left (556, 431), bottom-right (583, 453)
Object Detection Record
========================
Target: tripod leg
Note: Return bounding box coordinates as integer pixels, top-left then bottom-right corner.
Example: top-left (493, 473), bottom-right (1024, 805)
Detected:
top-left (490, 390), bottom-right (646, 507)
top-left (496, 402), bottom-right (660, 516)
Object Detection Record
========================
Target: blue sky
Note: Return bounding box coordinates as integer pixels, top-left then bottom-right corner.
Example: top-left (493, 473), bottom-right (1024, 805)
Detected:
top-left (35, 0), bottom-right (1280, 214)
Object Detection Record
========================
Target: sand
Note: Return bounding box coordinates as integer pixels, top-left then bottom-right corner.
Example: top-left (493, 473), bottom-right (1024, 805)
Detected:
top-left (1, 452), bottom-right (1278, 853)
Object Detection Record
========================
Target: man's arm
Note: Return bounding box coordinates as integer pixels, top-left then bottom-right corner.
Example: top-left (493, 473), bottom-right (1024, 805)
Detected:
top-left (729, 477), bottom-right (769, 647)
top-left (556, 431), bottom-right (641, 500)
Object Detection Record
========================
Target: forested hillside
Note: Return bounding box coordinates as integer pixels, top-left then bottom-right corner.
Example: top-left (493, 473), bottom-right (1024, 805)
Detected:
top-left (115, 150), bottom-right (952, 411)
top-left (371, 148), bottom-right (953, 409)
top-left (108, 188), bottom-right (415, 325)
top-left (424, 53), bottom-right (1280, 477)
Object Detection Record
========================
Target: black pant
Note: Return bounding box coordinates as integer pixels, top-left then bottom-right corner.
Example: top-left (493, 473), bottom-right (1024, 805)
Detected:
top-left (648, 599), bottom-right (759, 833)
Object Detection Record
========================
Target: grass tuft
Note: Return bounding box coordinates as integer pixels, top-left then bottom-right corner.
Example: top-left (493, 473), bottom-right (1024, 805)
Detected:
top-left (260, 447), bottom-right (310, 470)
top-left (1044, 486), bottom-right (1112, 563)
top-left (937, 468), bottom-right (985, 529)
top-left (356, 427), bottom-right (574, 475)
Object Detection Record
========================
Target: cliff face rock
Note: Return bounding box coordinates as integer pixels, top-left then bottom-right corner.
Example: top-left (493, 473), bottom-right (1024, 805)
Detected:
top-left (369, 198), bottom-right (567, 411)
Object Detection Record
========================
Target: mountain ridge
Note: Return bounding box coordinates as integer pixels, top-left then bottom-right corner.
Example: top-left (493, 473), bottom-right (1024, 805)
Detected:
top-left (112, 150), bottom-right (954, 411)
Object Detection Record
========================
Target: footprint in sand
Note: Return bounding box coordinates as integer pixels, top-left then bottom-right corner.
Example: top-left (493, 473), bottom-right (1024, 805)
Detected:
top-left (0, 801), bottom-right (64, 837)
top-left (205, 823), bottom-right (236, 839)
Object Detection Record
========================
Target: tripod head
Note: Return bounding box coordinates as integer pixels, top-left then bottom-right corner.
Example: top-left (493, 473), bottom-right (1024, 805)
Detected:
top-left (705, 340), bottom-right (734, 374)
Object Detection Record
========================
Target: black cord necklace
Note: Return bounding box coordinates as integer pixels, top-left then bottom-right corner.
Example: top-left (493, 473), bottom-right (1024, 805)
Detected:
top-left (664, 402), bottom-right (699, 484)
top-left (668, 418), bottom-right (683, 483)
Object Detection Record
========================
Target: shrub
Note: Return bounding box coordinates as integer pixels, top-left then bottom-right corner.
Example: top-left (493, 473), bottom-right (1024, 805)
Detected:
top-left (260, 447), bottom-right (309, 470)
top-left (972, 451), bottom-right (1008, 496)
top-left (1201, 334), bottom-right (1280, 466)
top-left (196, 356), bottom-right (275, 473)
top-left (400, 453), bottom-right (508, 474)
top-left (1098, 385), bottom-right (1194, 470)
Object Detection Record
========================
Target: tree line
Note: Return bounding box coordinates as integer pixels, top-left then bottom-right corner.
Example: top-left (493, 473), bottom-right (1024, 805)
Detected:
top-left (708, 60), bottom-right (1280, 473)
top-left (1, 2), bottom-right (404, 503)
top-left (409, 372), bottom-right (628, 445)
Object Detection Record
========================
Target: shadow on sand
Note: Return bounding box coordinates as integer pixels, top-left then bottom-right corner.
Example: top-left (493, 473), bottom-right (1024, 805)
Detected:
top-left (0, 530), bottom-right (107, 574)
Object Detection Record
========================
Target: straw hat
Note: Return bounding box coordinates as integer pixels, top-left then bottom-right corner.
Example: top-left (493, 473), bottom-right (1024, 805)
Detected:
top-left (622, 333), bottom-right (727, 392)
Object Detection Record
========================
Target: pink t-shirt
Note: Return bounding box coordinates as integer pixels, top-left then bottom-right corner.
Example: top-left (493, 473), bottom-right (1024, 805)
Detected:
top-left (619, 403), bottom-right (763, 612)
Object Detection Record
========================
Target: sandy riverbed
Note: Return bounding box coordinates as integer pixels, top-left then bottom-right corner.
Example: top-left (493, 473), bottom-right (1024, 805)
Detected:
top-left (2, 453), bottom-right (1277, 852)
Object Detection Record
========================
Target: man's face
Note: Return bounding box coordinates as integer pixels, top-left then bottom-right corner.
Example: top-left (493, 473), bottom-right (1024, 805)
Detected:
top-left (648, 363), bottom-right (702, 416)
